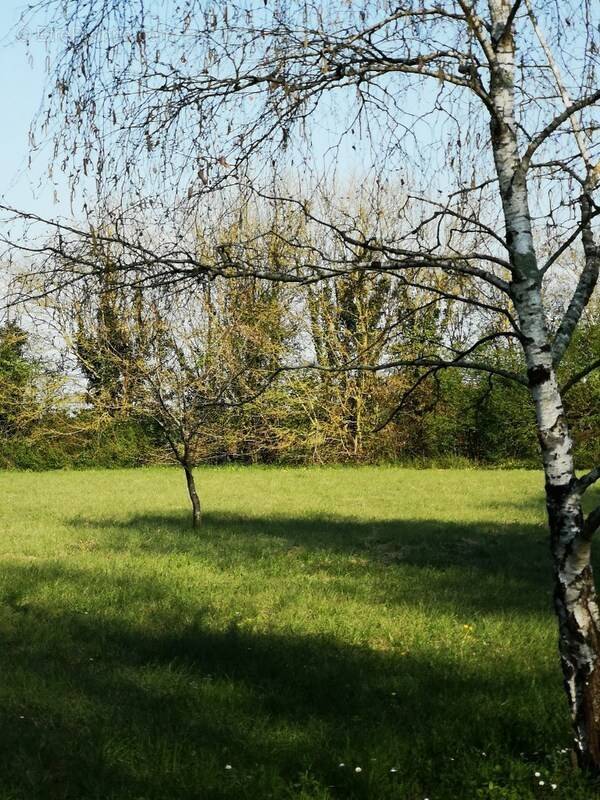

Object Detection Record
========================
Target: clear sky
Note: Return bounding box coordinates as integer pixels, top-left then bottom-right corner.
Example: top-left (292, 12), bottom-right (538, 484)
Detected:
top-left (0, 0), bottom-right (58, 216)
top-left (0, 0), bottom-right (433, 223)
top-left (0, 0), bottom-right (477, 220)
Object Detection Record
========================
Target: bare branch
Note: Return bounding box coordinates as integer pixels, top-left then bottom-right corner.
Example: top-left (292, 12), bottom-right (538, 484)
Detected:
top-left (553, 196), bottom-right (600, 365)
top-left (578, 467), bottom-right (600, 494)
top-left (522, 90), bottom-right (600, 169)
top-left (561, 358), bottom-right (600, 395)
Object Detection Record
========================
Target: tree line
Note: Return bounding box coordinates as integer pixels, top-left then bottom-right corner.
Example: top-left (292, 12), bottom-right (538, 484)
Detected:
top-left (4, 224), bottom-right (598, 478)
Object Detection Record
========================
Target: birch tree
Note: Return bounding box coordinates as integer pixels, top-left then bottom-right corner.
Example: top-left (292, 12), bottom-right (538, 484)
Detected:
top-left (14, 0), bottom-right (600, 771)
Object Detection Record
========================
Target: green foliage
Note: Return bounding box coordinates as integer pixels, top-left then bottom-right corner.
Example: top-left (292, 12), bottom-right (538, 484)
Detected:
top-left (73, 261), bottom-right (140, 410)
top-left (0, 466), bottom-right (597, 799)
top-left (0, 323), bottom-right (39, 436)
top-left (3, 358), bottom-right (596, 470)
top-left (415, 371), bottom-right (539, 466)
top-left (1, 282), bottom-right (598, 470)
top-left (0, 417), bottom-right (158, 471)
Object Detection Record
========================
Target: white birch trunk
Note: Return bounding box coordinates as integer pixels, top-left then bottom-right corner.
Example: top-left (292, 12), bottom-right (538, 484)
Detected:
top-left (488, 0), bottom-right (600, 770)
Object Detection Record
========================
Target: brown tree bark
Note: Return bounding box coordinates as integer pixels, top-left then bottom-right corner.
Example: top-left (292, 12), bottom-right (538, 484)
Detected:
top-left (183, 462), bottom-right (202, 529)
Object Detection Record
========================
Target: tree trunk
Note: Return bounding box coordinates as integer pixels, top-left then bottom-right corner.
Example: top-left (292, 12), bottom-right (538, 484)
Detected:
top-left (487, 0), bottom-right (600, 770)
top-left (183, 463), bottom-right (201, 529)
top-left (513, 276), bottom-right (600, 770)
top-left (510, 246), bottom-right (600, 775)
top-left (548, 487), bottom-right (600, 769)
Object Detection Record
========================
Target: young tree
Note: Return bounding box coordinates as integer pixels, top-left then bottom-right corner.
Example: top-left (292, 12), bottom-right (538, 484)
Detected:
top-left (64, 269), bottom-right (294, 527)
top-left (131, 297), bottom-right (215, 529)
top-left (14, 0), bottom-right (600, 770)
top-left (136, 282), bottom-right (298, 526)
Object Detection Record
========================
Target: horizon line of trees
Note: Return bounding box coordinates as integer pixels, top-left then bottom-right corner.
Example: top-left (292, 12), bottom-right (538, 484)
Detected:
top-left (2, 245), bottom-right (598, 474)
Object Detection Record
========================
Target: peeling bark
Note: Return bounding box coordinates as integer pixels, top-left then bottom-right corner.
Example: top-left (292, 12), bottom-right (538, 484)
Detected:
top-left (487, 0), bottom-right (600, 771)
top-left (548, 486), bottom-right (600, 770)
top-left (553, 195), bottom-right (600, 365)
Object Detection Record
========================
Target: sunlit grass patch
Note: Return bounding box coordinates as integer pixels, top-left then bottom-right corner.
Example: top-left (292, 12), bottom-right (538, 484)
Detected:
top-left (0, 466), bottom-right (598, 799)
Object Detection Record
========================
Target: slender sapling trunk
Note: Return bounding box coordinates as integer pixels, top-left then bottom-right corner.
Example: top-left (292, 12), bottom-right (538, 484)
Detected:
top-left (183, 462), bottom-right (202, 529)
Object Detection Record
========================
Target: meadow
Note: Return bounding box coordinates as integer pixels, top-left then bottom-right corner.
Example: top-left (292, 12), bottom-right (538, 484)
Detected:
top-left (0, 466), bottom-right (599, 800)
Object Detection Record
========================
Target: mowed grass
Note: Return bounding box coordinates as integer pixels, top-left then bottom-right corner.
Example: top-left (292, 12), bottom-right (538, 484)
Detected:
top-left (0, 467), bottom-right (599, 800)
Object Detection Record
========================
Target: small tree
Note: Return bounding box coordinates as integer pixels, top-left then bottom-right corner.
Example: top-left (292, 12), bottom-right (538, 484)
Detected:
top-left (134, 285), bottom-right (295, 526)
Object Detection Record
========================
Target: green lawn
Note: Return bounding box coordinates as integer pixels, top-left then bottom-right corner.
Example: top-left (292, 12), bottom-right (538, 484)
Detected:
top-left (0, 466), bottom-right (599, 799)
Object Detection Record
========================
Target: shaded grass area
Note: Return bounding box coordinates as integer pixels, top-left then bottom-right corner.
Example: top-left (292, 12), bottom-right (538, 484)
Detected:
top-left (0, 466), bottom-right (599, 799)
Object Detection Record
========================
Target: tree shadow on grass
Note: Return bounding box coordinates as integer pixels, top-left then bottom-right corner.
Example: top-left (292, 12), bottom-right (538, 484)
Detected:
top-left (0, 560), bottom-right (573, 800)
top-left (67, 510), bottom-right (556, 617)
top-left (487, 484), bottom-right (600, 515)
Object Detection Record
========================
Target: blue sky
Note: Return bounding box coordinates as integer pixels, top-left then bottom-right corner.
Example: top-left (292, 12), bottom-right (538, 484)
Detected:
top-left (0, 0), bottom-right (476, 220)
top-left (0, 1), bottom-right (57, 215)
top-left (0, 0), bottom-right (584, 227)
top-left (0, 0), bottom-right (443, 222)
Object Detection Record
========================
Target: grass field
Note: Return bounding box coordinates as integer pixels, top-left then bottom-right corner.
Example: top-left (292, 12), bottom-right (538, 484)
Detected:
top-left (1, 466), bottom-right (599, 800)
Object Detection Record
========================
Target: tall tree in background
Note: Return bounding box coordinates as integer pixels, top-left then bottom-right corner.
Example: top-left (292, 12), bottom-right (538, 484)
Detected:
top-left (13, 0), bottom-right (600, 769)
top-left (0, 322), bottom-right (36, 437)
top-left (73, 262), bottom-right (140, 413)
top-left (303, 240), bottom-right (456, 460)
top-left (306, 273), bottom-right (393, 458)
top-left (205, 275), bottom-right (297, 462)
top-left (0, 321), bottom-right (71, 466)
